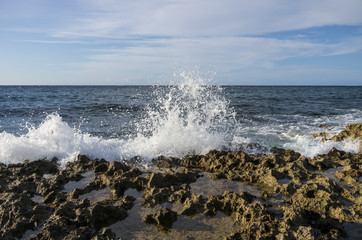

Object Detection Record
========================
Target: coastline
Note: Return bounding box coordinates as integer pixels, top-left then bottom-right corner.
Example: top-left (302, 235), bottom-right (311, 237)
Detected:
top-left (0, 124), bottom-right (361, 239)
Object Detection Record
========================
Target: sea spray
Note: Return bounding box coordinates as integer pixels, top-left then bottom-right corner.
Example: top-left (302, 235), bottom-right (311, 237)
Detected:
top-left (122, 71), bottom-right (237, 159)
top-left (282, 131), bottom-right (361, 157)
top-left (0, 113), bottom-right (123, 165)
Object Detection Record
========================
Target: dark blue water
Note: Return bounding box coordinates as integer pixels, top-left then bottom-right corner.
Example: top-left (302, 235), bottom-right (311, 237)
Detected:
top-left (1, 86), bottom-right (361, 134)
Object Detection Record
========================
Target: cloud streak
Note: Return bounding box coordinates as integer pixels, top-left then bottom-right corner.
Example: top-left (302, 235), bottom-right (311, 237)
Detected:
top-left (7, 0), bottom-right (360, 38)
top-left (71, 35), bottom-right (362, 84)
top-left (51, 0), bottom-right (362, 38)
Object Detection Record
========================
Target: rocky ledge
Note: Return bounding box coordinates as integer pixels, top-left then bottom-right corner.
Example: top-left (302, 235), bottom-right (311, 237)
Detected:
top-left (0, 125), bottom-right (361, 239)
top-left (311, 123), bottom-right (362, 149)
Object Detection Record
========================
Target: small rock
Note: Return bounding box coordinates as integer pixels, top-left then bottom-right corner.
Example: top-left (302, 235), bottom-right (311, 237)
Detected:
top-left (143, 208), bottom-right (177, 230)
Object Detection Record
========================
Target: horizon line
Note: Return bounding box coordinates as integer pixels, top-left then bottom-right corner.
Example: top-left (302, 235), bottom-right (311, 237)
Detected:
top-left (1, 84), bottom-right (361, 87)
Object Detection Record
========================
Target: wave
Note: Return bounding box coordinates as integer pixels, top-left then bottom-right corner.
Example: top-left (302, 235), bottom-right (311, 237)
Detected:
top-left (0, 72), bottom-right (237, 165)
top-left (0, 113), bottom-right (123, 165)
top-left (282, 132), bottom-right (360, 157)
top-left (0, 74), bottom-right (361, 165)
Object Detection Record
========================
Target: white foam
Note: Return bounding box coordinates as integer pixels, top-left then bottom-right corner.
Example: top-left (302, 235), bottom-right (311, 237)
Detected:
top-left (121, 71), bottom-right (236, 159)
top-left (282, 134), bottom-right (360, 158)
top-left (0, 113), bottom-right (123, 165)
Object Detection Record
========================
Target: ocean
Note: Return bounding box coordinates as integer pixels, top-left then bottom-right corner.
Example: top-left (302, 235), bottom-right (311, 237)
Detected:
top-left (0, 80), bottom-right (361, 166)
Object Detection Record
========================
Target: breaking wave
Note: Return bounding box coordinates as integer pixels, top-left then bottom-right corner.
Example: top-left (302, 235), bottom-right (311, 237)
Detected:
top-left (0, 72), bottom-right (360, 165)
top-left (0, 71), bottom-right (237, 165)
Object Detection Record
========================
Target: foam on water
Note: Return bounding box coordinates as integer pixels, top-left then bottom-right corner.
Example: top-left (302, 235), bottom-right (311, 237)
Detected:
top-left (0, 113), bottom-right (123, 165)
top-left (282, 128), bottom-right (361, 158)
top-left (283, 134), bottom-right (360, 157)
top-left (0, 75), bottom-right (361, 165)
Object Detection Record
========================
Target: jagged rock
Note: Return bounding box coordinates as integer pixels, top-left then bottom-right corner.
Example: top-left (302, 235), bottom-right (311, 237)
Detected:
top-left (146, 168), bottom-right (199, 188)
top-left (279, 207), bottom-right (346, 239)
top-left (89, 201), bottom-right (129, 230)
top-left (289, 175), bottom-right (358, 222)
top-left (0, 133), bottom-right (361, 239)
top-left (311, 123), bottom-right (362, 148)
top-left (91, 227), bottom-right (118, 240)
top-left (143, 208), bottom-right (177, 230)
top-left (142, 185), bottom-right (186, 207)
top-left (0, 192), bottom-right (52, 239)
top-left (181, 194), bottom-right (205, 216)
top-left (331, 123), bottom-right (362, 142)
top-left (311, 132), bottom-right (330, 141)
top-left (261, 191), bottom-right (272, 200)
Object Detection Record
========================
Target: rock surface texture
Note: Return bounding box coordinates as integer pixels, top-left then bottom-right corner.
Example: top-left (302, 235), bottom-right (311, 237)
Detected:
top-left (0, 124), bottom-right (361, 239)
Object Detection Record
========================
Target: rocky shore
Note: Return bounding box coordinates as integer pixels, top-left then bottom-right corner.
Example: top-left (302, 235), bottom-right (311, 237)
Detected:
top-left (0, 124), bottom-right (361, 239)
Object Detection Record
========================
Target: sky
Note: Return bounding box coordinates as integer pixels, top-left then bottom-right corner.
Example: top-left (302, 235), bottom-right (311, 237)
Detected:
top-left (0, 0), bottom-right (362, 85)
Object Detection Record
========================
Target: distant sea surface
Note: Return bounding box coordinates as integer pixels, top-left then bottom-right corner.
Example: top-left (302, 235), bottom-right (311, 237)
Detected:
top-left (0, 84), bottom-right (361, 165)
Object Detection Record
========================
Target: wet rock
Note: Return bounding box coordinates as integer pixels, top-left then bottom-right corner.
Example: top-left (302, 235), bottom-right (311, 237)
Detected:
top-left (220, 194), bottom-right (278, 239)
top-left (35, 197), bottom-right (134, 239)
top-left (180, 154), bottom-right (203, 168)
top-left (179, 190), bottom-right (256, 219)
top-left (92, 227), bottom-right (117, 240)
top-left (143, 208), bottom-right (177, 231)
top-left (279, 207), bottom-right (346, 239)
top-left (0, 136), bottom-right (361, 239)
top-left (220, 191), bottom-right (255, 215)
top-left (261, 191), bottom-right (272, 200)
top-left (89, 201), bottom-right (129, 230)
top-left (312, 123), bottom-right (362, 151)
top-left (43, 191), bottom-right (67, 206)
top-left (0, 157), bottom-right (141, 239)
top-left (49, 173), bottom-right (68, 187)
top-left (142, 185), bottom-right (186, 207)
top-left (311, 132), bottom-right (330, 141)
top-left (281, 181), bottom-right (301, 195)
top-left (331, 123), bottom-right (362, 142)
top-left (255, 169), bottom-right (281, 193)
top-left (168, 185), bottom-right (192, 205)
top-left (335, 170), bottom-right (357, 186)
top-left (289, 175), bottom-right (354, 221)
top-left (109, 177), bottom-right (143, 199)
top-left (8, 159), bottom-right (58, 177)
top-left (94, 163), bottom-right (109, 174)
top-left (146, 168), bottom-right (199, 188)
top-left (106, 161), bottom-right (131, 176)
top-left (181, 194), bottom-right (206, 216)
top-left (0, 192), bottom-right (52, 239)
top-left (64, 227), bottom-right (94, 240)
top-left (152, 155), bottom-right (180, 168)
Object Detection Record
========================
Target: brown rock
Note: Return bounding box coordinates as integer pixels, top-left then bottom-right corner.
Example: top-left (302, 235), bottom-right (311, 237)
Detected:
top-left (143, 208), bottom-right (177, 231)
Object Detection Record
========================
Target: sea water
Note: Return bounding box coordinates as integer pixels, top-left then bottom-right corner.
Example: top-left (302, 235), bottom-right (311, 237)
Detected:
top-left (0, 74), bottom-right (361, 165)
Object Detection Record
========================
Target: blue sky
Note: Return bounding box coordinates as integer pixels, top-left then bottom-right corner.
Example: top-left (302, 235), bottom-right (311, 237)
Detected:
top-left (0, 0), bottom-right (362, 85)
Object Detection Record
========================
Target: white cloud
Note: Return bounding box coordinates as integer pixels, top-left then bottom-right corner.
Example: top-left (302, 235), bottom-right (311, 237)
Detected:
top-left (19, 40), bottom-right (84, 44)
top-left (84, 36), bottom-right (362, 64)
top-left (70, 35), bottom-right (362, 84)
top-left (50, 0), bottom-right (362, 38)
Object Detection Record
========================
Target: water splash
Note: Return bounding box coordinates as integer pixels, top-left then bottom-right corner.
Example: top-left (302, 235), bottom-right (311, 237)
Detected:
top-left (282, 132), bottom-right (361, 157)
top-left (0, 113), bottom-right (122, 165)
top-left (122, 71), bottom-right (237, 159)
